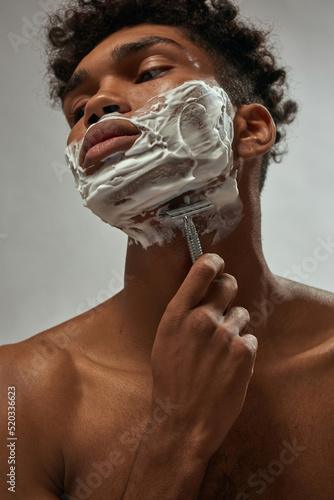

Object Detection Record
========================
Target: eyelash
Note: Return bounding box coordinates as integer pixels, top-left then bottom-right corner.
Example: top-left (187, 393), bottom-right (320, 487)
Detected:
top-left (68, 66), bottom-right (171, 126)
top-left (69, 107), bottom-right (85, 125)
top-left (136, 66), bottom-right (170, 83)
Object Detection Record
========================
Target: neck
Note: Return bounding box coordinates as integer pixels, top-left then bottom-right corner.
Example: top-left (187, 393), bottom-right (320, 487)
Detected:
top-left (117, 170), bottom-right (281, 357)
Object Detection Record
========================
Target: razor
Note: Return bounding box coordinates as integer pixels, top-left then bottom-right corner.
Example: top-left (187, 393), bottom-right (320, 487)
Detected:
top-left (159, 199), bottom-right (214, 263)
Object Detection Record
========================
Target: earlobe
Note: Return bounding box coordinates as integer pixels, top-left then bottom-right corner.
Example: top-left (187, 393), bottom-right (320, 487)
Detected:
top-left (233, 104), bottom-right (276, 159)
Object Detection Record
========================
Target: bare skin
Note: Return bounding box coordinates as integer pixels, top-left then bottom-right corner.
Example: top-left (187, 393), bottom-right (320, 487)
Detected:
top-left (1, 24), bottom-right (334, 500)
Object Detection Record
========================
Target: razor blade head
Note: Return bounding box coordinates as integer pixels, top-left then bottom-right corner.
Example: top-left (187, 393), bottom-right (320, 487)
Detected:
top-left (159, 199), bottom-right (214, 220)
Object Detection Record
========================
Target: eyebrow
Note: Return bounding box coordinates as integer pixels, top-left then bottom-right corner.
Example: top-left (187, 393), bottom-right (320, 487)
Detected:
top-left (62, 36), bottom-right (191, 106)
top-left (111, 36), bottom-right (190, 64)
top-left (62, 68), bottom-right (90, 103)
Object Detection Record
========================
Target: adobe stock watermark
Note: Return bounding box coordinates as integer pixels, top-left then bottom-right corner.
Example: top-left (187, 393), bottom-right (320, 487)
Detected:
top-left (247, 233), bottom-right (334, 335)
top-left (52, 160), bottom-right (71, 184)
top-left (61, 397), bottom-right (179, 500)
top-left (7, 0), bottom-right (62, 55)
top-left (282, 235), bottom-right (334, 283)
top-left (236, 438), bottom-right (306, 499)
top-left (76, 269), bottom-right (125, 315)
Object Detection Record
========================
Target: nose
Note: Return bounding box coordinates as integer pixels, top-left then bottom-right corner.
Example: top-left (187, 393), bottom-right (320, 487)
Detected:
top-left (83, 85), bottom-right (131, 127)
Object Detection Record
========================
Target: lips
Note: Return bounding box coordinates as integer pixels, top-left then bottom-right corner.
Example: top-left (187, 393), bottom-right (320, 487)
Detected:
top-left (79, 119), bottom-right (141, 172)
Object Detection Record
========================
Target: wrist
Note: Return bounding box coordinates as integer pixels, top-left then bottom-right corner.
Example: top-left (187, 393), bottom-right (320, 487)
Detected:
top-left (146, 425), bottom-right (209, 466)
top-left (148, 410), bottom-right (215, 465)
top-left (122, 427), bottom-right (209, 500)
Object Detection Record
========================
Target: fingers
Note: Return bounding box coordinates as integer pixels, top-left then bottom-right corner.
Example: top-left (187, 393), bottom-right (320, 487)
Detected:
top-left (220, 306), bottom-right (258, 351)
top-left (167, 254), bottom-right (255, 354)
top-left (200, 273), bottom-right (238, 315)
top-left (170, 254), bottom-right (225, 311)
top-left (223, 306), bottom-right (250, 335)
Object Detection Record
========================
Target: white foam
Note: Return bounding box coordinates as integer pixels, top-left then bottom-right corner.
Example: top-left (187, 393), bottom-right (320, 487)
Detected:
top-left (65, 80), bottom-right (243, 248)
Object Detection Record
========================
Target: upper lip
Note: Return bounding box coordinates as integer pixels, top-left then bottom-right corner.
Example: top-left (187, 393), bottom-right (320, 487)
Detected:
top-left (79, 119), bottom-right (141, 168)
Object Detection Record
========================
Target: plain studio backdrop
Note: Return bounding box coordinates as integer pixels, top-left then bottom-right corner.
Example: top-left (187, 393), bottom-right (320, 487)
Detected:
top-left (1, 0), bottom-right (333, 345)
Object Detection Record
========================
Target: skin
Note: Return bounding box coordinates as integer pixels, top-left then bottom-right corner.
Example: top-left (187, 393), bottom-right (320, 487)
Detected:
top-left (1, 23), bottom-right (334, 500)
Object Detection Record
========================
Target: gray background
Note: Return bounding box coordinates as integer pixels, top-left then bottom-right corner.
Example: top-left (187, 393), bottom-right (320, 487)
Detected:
top-left (1, 0), bottom-right (333, 345)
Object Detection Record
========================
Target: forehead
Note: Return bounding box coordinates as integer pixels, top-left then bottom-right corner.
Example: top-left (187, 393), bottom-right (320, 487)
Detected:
top-left (75, 23), bottom-right (215, 73)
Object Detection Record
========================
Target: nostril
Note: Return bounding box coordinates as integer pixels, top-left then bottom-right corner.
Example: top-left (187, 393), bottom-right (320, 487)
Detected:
top-left (88, 113), bottom-right (99, 125)
top-left (103, 104), bottom-right (120, 114)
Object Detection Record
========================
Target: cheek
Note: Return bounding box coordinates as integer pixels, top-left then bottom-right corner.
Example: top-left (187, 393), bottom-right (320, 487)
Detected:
top-left (137, 78), bottom-right (185, 105)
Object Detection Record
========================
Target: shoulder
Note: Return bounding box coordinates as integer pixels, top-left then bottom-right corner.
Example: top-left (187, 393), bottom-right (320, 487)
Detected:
top-left (2, 301), bottom-right (101, 372)
top-left (0, 300), bottom-right (123, 406)
top-left (270, 276), bottom-right (334, 364)
top-left (0, 309), bottom-right (99, 438)
top-left (275, 274), bottom-right (334, 301)
top-left (0, 307), bottom-right (104, 498)
top-left (275, 275), bottom-right (334, 326)
top-left (1, 328), bottom-right (72, 391)
top-left (0, 331), bottom-right (74, 498)
top-left (0, 305), bottom-right (128, 498)
top-left (0, 325), bottom-right (79, 431)
top-left (292, 280), bottom-right (334, 334)
top-left (0, 293), bottom-right (126, 395)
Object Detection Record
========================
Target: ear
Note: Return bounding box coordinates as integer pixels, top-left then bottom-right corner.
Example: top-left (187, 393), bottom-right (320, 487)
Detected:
top-left (233, 104), bottom-right (276, 159)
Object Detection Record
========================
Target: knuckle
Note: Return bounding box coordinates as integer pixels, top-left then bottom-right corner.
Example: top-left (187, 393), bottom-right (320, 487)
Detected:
top-left (243, 335), bottom-right (258, 356)
top-left (195, 262), bottom-right (216, 281)
top-left (162, 301), bottom-right (183, 326)
top-left (195, 254), bottom-right (224, 279)
top-left (191, 307), bottom-right (217, 332)
top-left (216, 307), bottom-right (251, 339)
top-left (235, 306), bottom-right (251, 324)
top-left (216, 321), bottom-right (238, 339)
top-left (233, 336), bottom-right (258, 361)
top-left (221, 273), bottom-right (238, 294)
top-left (164, 299), bottom-right (177, 316)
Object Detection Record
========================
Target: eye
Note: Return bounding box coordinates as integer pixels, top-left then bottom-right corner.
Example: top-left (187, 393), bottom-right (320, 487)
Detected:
top-left (69, 106), bottom-right (85, 126)
top-left (137, 67), bottom-right (170, 83)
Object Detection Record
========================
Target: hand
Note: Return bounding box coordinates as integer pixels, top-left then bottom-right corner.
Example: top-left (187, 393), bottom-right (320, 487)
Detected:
top-left (150, 253), bottom-right (258, 460)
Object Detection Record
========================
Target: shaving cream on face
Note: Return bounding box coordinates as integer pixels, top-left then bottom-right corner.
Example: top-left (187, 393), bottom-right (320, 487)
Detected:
top-left (65, 80), bottom-right (243, 248)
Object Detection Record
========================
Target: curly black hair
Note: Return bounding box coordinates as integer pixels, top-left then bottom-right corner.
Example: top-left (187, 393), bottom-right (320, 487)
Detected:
top-left (44, 0), bottom-right (298, 192)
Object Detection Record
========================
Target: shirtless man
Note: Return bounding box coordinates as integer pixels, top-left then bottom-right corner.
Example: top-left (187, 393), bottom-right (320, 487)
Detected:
top-left (1, 0), bottom-right (333, 499)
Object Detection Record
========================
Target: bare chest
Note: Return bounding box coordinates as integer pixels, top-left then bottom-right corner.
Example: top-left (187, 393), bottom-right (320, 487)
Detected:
top-left (61, 364), bottom-right (333, 500)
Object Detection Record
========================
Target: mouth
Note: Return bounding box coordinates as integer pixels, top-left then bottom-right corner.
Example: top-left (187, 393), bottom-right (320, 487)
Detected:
top-left (79, 119), bottom-right (141, 172)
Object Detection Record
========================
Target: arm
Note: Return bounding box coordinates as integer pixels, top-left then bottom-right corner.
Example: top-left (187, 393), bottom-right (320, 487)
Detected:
top-left (121, 428), bottom-right (208, 500)
top-left (122, 254), bottom-right (258, 499)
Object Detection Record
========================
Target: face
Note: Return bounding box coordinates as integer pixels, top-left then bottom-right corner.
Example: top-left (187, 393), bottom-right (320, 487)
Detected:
top-left (63, 23), bottom-right (241, 249)
top-left (63, 24), bottom-right (219, 149)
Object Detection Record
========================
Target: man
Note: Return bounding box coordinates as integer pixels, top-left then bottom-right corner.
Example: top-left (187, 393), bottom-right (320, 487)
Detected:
top-left (1, 0), bottom-right (333, 499)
